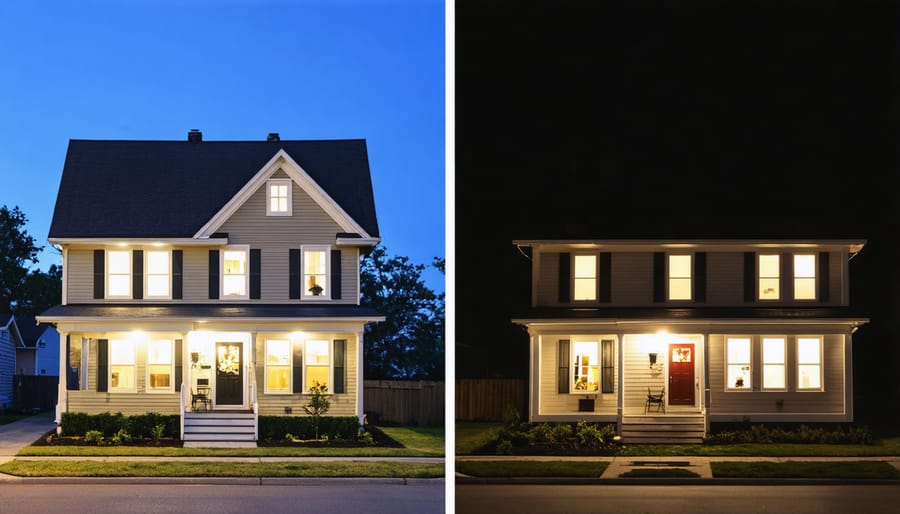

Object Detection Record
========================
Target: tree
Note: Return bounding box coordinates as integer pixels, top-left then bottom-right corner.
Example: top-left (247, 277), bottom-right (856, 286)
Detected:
top-left (303, 381), bottom-right (331, 440)
top-left (360, 246), bottom-right (444, 380)
top-left (17, 264), bottom-right (62, 317)
top-left (0, 205), bottom-right (47, 314)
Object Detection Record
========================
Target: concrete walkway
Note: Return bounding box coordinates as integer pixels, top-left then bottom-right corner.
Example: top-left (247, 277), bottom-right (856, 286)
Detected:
top-left (0, 412), bottom-right (57, 464)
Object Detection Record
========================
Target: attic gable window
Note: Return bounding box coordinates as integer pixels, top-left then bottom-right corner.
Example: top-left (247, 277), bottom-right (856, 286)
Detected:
top-left (222, 247), bottom-right (249, 298)
top-left (266, 179), bottom-right (292, 216)
top-left (107, 250), bottom-right (131, 298)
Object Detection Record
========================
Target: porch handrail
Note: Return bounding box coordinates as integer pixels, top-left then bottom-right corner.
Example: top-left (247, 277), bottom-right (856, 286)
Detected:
top-left (179, 383), bottom-right (186, 440)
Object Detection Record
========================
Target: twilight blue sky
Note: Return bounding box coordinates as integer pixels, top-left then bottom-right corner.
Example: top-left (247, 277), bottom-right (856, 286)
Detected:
top-left (0, 0), bottom-right (446, 293)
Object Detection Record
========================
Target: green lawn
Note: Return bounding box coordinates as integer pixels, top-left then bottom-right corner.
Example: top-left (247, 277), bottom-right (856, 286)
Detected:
top-left (377, 425), bottom-right (445, 455)
top-left (456, 460), bottom-right (607, 478)
top-left (711, 461), bottom-right (900, 479)
top-left (456, 422), bottom-right (502, 454)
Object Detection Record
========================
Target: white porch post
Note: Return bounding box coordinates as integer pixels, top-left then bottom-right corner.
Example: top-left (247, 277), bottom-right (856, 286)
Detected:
top-left (56, 330), bottom-right (68, 427)
top-left (528, 329), bottom-right (539, 423)
top-left (616, 333), bottom-right (624, 435)
top-left (356, 328), bottom-right (365, 426)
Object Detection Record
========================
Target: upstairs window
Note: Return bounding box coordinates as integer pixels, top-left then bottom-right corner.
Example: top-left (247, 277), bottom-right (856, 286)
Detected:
top-left (797, 337), bottom-right (822, 390)
top-left (793, 254), bottom-right (816, 300)
top-left (146, 250), bottom-right (170, 299)
top-left (147, 339), bottom-right (173, 391)
top-left (266, 179), bottom-right (292, 216)
top-left (573, 255), bottom-right (597, 301)
top-left (222, 248), bottom-right (248, 298)
top-left (107, 250), bottom-right (131, 298)
top-left (758, 254), bottom-right (780, 300)
top-left (726, 337), bottom-right (751, 390)
top-left (667, 254), bottom-right (692, 300)
top-left (302, 247), bottom-right (328, 298)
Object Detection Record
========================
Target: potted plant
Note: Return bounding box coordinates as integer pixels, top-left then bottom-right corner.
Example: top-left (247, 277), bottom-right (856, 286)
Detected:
top-left (309, 284), bottom-right (324, 296)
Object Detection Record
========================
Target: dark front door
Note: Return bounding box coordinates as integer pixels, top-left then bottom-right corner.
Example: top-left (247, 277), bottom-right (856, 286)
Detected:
top-left (215, 342), bottom-right (243, 406)
top-left (668, 343), bottom-right (695, 405)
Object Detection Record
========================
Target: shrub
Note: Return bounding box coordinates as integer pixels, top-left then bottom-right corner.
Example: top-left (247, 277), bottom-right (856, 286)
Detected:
top-left (61, 412), bottom-right (179, 439)
top-left (84, 430), bottom-right (104, 445)
top-left (551, 422), bottom-right (574, 441)
top-left (575, 421), bottom-right (606, 448)
top-left (527, 423), bottom-right (556, 444)
top-left (495, 438), bottom-right (514, 455)
top-left (258, 415), bottom-right (360, 441)
top-left (112, 428), bottom-right (131, 445)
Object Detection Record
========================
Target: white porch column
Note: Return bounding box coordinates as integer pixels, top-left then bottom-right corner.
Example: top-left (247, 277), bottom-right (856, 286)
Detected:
top-left (528, 329), bottom-right (539, 423)
top-left (356, 328), bottom-right (365, 426)
top-left (56, 330), bottom-right (68, 427)
top-left (616, 332), bottom-right (624, 434)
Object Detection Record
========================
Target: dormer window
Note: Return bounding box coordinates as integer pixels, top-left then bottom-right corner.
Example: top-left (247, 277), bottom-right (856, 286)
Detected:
top-left (302, 246), bottom-right (329, 299)
top-left (222, 247), bottom-right (249, 298)
top-left (266, 179), bottom-right (292, 216)
top-left (107, 250), bottom-right (131, 298)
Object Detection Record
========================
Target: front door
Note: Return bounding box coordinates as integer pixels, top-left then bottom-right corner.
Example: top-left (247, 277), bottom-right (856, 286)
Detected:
top-left (215, 342), bottom-right (243, 406)
top-left (668, 343), bottom-right (695, 405)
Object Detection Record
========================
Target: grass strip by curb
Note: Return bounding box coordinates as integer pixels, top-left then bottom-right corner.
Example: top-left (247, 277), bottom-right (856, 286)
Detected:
top-left (620, 468), bottom-right (700, 478)
top-left (18, 445), bottom-right (439, 458)
top-left (711, 461), bottom-right (900, 479)
top-left (0, 460), bottom-right (444, 478)
top-left (455, 460), bottom-right (608, 478)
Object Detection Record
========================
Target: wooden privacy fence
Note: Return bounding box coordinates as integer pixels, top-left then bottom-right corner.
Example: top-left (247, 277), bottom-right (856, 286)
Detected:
top-left (363, 380), bottom-right (444, 426)
top-left (11, 375), bottom-right (59, 412)
top-left (456, 378), bottom-right (528, 422)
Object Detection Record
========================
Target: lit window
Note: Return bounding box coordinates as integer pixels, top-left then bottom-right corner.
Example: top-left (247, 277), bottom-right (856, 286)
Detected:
top-left (303, 247), bottom-right (328, 298)
top-left (797, 337), bottom-right (822, 390)
top-left (305, 340), bottom-right (330, 391)
top-left (762, 337), bottom-right (786, 389)
top-left (571, 340), bottom-right (600, 393)
top-left (265, 339), bottom-right (291, 393)
top-left (794, 254), bottom-right (816, 300)
top-left (147, 339), bottom-right (173, 391)
top-left (267, 179), bottom-right (292, 216)
top-left (668, 254), bottom-right (692, 300)
top-left (759, 254), bottom-right (780, 300)
top-left (222, 248), bottom-right (248, 298)
top-left (726, 337), bottom-right (751, 389)
top-left (107, 250), bottom-right (131, 298)
top-left (109, 340), bottom-right (135, 392)
top-left (146, 250), bottom-right (170, 298)
top-left (573, 255), bottom-right (597, 301)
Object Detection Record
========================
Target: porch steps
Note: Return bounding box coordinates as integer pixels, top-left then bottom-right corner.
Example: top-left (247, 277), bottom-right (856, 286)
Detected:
top-left (621, 414), bottom-right (706, 444)
top-left (182, 411), bottom-right (257, 448)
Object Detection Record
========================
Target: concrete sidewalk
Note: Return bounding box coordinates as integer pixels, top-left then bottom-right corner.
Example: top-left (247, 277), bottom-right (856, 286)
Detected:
top-left (0, 412), bottom-right (57, 464)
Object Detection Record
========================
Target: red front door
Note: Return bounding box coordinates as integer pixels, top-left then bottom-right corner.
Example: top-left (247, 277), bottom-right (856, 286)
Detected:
top-left (668, 343), bottom-right (695, 405)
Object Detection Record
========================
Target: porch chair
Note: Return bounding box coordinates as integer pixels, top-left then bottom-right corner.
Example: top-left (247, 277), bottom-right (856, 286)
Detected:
top-left (192, 385), bottom-right (211, 412)
top-left (645, 387), bottom-right (665, 413)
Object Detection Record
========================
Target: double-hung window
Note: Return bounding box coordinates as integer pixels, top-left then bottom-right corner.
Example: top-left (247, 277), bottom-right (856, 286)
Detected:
top-left (759, 254), bottom-right (780, 300)
top-left (147, 339), bottom-right (173, 391)
top-left (793, 254), bottom-right (816, 300)
top-left (266, 179), bottom-right (292, 216)
top-left (109, 339), bottom-right (135, 392)
top-left (573, 255), bottom-right (597, 301)
top-left (265, 339), bottom-right (292, 393)
top-left (668, 254), bottom-right (692, 300)
top-left (107, 250), bottom-right (131, 298)
top-left (305, 340), bottom-right (331, 391)
top-left (222, 247), bottom-right (249, 298)
top-left (762, 337), bottom-right (786, 389)
top-left (302, 246), bottom-right (329, 298)
top-left (571, 340), bottom-right (600, 393)
top-left (146, 250), bottom-right (170, 299)
top-left (797, 337), bottom-right (823, 390)
top-left (726, 337), bottom-right (751, 390)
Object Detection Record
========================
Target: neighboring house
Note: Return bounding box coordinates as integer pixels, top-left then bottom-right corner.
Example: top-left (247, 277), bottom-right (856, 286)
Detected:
top-left (15, 317), bottom-right (60, 376)
top-left (512, 240), bottom-right (868, 443)
top-left (37, 130), bottom-right (384, 447)
top-left (0, 314), bottom-right (23, 409)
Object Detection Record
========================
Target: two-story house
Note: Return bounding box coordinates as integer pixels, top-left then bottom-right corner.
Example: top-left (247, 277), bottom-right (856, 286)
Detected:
top-left (37, 130), bottom-right (384, 446)
top-left (512, 240), bottom-right (868, 443)
top-left (15, 317), bottom-right (60, 377)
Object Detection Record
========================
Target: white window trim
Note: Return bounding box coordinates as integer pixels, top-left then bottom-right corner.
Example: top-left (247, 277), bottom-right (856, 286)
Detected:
top-left (108, 339), bottom-right (137, 393)
top-left (725, 336), bottom-right (752, 391)
top-left (572, 254), bottom-right (597, 302)
top-left (301, 245), bottom-right (331, 301)
top-left (758, 253), bottom-right (780, 301)
top-left (220, 245), bottom-right (250, 300)
top-left (145, 339), bottom-right (174, 393)
top-left (264, 339), bottom-right (293, 395)
top-left (796, 335), bottom-right (824, 392)
top-left (667, 253), bottom-right (692, 301)
top-left (106, 249), bottom-right (132, 299)
top-left (793, 253), bottom-right (817, 301)
top-left (761, 336), bottom-right (787, 391)
top-left (303, 339), bottom-right (334, 394)
top-left (144, 249), bottom-right (172, 300)
top-left (570, 339), bottom-right (600, 395)
top-left (266, 178), bottom-right (293, 216)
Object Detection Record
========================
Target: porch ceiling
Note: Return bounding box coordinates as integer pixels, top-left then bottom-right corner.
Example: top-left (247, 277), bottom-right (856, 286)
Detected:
top-left (36, 303), bottom-right (385, 323)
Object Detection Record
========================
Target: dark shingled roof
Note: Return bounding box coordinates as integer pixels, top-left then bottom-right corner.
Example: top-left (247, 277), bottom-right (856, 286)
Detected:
top-left (49, 138), bottom-right (379, 239)
top-left (38, 304), bottom-right (385, 321)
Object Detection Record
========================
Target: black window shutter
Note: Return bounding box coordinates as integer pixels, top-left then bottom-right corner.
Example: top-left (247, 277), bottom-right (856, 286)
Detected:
top-left (743, 252), bottom-right (756, 302)
top-left (818, 251), bottom-right (830, 302)
top-left (97, 339), bottom-right (108, 392)
top-left (132, 250), bottom-right (143, 300)
top-left (599, 252), bottom-right (611, 302)
top-left (208, 250), bottom-right (219, 299)
top-left (653, 252), bottom-right (665, 303)
top-left (174, 339), bottom-right (183, 392)
top-left (331, 250), bottom-right (342, 300)
top-left (558, 339), bottom-right (570, 394)
top-left (250, 249), bottom-right (261, 299)
top-left (781, 252), bottom-right (793, 300)
top-left (558, 253), bottom-right (570, 303)
top-left (292, 342), bottom-right (304, 393)
top-left (601, 339), bottom-right (614, 394)
top-left (694, 252), bottom-right (707, 303)
top-left (93, 250), bottom-right (105, 299)
top-left (172, 250), bottom-right (183, 300)
top-left (333, 339), bottom-right (346, 393)
top-left (289, 249), bottom-right (301, 300)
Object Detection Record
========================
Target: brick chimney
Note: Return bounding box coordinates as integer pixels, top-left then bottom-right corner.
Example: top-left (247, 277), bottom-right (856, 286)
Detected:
top-left (267, 132), bottom-right (280, 141)
top-left (188, 129), bottom-right (203, 142)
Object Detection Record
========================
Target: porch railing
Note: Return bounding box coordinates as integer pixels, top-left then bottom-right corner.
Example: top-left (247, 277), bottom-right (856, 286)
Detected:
top-left (179, 384), bottom-right (186, 440)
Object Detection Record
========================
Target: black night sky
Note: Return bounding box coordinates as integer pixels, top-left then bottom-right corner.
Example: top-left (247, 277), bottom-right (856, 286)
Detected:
top-left (454, 0), bottom-right (898, 430)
